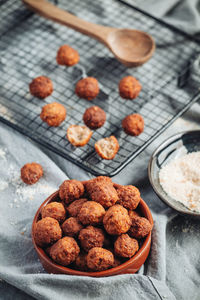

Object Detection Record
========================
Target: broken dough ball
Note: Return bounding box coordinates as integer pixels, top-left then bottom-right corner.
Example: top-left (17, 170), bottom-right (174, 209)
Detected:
top-left (95, 136), bottom-right (119, 160)
top-left (67, 125), bottom-right (92, 147)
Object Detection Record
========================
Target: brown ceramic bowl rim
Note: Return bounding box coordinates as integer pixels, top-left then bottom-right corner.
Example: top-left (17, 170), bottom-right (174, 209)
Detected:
top-left (32, 186), bottom-right (153, 277)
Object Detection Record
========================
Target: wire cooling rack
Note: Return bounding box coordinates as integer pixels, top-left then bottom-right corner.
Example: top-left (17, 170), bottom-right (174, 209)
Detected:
top-left (0, 0), bottom-right (200, 176)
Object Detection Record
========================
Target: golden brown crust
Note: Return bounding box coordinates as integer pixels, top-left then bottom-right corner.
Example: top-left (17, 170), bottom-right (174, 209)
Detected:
top-left (83, 106), bottom-right (106, 129)
top-left (62, 217), bottom-right (83, 237)
top-left (117, 185), bottom-right (141, 210)
top-left (67, 198), bottom-right (88, 217)
top-left (85, 179), bottom-right (119, 208)
top-left (59, 179), bottom-right (84, 204)
top-left (78, 201), bottom-right (105, 225)
top-left (78, 226), bottom-right (105, 252)
top-left (67, 125), bottom-right (92, 147)
top-left (21, 162), bottom-right (43, 185)
top-left (41, 202), bottom-right (66, 223)
top-left (103, 204), bottom-right (131, 235)
top-left (75, 77), bottom-right (99, 100)
top-left (128, 210), bottom-right (140, 221)
top-left (29, 76), bottom-right (53, 99)
top-left (40, 102), bottom-right (66, 127)
top-left (56, 45), bottom-right (79, 66)
top-left (114, 234), bottom-right (139, 258)
top-left (119, 76), bottom-right (141, 99)
top-left (122, 114), bottom-right (144, 136)
top-left (34, 217), bottom-right (62, 247)
top-left (129, 217), bottom-right (153, 239)
top-left (87, 247), bottom-right (114, 271)
top-left (50, 237), bottom-right (80, 266)
top-left (95, 136), bottom-right (119, 160)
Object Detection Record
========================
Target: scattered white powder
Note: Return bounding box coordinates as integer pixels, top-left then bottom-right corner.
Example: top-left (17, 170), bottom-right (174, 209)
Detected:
top-left (0, 180), bottom-right (8, 191)
top-left (0, 148), bottom-right (6, 160)
top-left (159, 152), bottom-right (200, 213)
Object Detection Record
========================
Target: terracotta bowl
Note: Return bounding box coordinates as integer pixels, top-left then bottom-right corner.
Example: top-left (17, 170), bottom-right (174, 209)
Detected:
top-left (32, 186), bottom-right (153, 277)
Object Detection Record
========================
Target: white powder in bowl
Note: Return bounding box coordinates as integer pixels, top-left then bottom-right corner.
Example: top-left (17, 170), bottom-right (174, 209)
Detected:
top-left (159, 152), bottom-right (200, 213)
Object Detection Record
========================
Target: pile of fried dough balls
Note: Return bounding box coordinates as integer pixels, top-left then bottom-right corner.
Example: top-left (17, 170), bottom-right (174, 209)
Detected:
top-left (33, 176), bottom-right (152, 272)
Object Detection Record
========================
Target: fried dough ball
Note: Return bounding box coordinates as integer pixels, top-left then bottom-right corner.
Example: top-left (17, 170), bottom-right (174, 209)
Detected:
top-left (41, 202), bottom-right (66, 223)
top-left (67, 198), bottom-right (88, 217)
top-left (85, 178), bottom-right (119, 208)
top-left (50, 237), bottom-right (80, 266)
top-left (83, 106), bottom-right (106, 129)
top-left (78, 201), bottom-right (105, 225)
top-left (78, 226), bottom-right (105, 252)
top-left (62, 217), bottom-right (83, 237)
top-left (128, 210), bottom-right (140, 221)
top-left (29, 76), bottom-right (53, 99)
top-left (129, 217), bottom-right (152, 239)
top-left (87, 247), bottom-right (114, 271)
top-left (122, 114), bottom-right (144, 136)
top-left (95, 136), bottom-right (119, 160)
top-left (67, 125), bottom-right (92, 147)
top-left (75, 252), bottom-right (88, 271)
top-left (34, 217), bottom-right (62, 247)
top-left (103, 205), bottom-right (131, 235)
top-left (59, 179), bottom-right (84, 204)
top-left (117, 185), bottom-right (141, 210)
top-left (75, 77), bottom-right (99, 100)
top-left (119, 76), bottom-right (141, 99)
top-left (21, 162), bottom-right (43, 185)
top-left (114, 234), bottom-right (139, 258)
top-left (40, 102), bottom-right (66, 127)
top-left (85, 176), bottom-right (112, 186)
top-left (56, 44), bottom-right (79, 66)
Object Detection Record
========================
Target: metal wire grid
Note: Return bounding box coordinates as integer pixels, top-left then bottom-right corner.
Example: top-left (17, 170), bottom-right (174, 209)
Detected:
top-left (0, 0), bottom-right (200, 176)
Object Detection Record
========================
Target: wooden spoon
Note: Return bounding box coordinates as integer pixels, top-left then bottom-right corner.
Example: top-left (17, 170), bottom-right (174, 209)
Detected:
top-left (23, 0), bottom-right (155, 67)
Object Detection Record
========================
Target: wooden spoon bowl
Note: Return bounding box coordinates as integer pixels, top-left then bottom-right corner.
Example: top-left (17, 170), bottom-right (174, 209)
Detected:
top-left (23, 0), bottom-right (155, 67)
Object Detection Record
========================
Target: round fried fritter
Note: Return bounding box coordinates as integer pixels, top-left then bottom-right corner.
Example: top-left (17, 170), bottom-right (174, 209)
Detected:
top-left (122, 114), bottom-right (144, 136)
top-left (21, 162), bottom-right (43, 185)
top-left (78, 226), bottom-right (105, 252)
top-left (56, 44), bottom-right (79, 66)
top-left (67, 198), bottom-right (88, 217)
top-left (129, 217), bottom-right (152, 239)
top-left (119, 76), bottom-right (141, 99)
top-left (62, 217), bottom-right (83, 237)
top-left (85, 178), bottom-right (119, 208)
top-left (75, 77), bottom-right (99, 100)
top-left (95, 136), bottom-right (119, 160)
top-left (40, 102), bottom-right (66, 127)
top-left (41, 202), bottom-right (66, 223)
top-left (78, 201), bottom-right (105, 225)
top-left (87, 247), bottom-right (114, 271)
top-left (67, 125), bottom-right (92, 147)
top-left (29, 76), bottom-right (53, 99)
top-left (75, 252), bottom-right (88, 271)
top-left (34, 217), bottom-right (62, 247)
top-left (83, 106), bottom-right (106, 129)
top-left (59, 179), bottom-right (84, 204)
top-left (117, 185), bottom-right (141, 210)
top-left (103, 205), bottom-right (131, 235)
top-left (128, 210), bottom-right (140, 221)
top-left (50, 236), bottom-right (80, 266)
top-left (114, 234), bottom-right (139, 258)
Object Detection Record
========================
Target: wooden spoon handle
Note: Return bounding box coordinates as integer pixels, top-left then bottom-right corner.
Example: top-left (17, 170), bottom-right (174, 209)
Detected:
top-left (23, 0), bottom-right (113, 44)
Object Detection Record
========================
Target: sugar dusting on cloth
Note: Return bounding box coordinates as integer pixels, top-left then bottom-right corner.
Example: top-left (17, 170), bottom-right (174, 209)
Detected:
top-left (159, 152), bottom-right (200, 213)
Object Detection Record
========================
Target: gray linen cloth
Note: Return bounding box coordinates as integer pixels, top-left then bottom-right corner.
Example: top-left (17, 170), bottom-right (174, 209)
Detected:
top-left (1, 1), bottom-right (200, 299)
